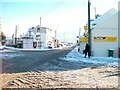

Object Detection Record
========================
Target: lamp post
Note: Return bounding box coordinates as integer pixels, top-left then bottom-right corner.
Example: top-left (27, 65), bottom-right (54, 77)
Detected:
top-left (88, 0), bottom-right (91, 51)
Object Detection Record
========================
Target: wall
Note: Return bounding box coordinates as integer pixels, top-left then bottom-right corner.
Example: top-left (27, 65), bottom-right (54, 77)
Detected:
top-left (23, 38), bottom-right (33, 49)
top-left (41, 33), bottom-right (46, 48)
top-left (80, 42), bottom-right (86, 54)
top-left (92, 13), bottom-right (118, 57)
top-left (46, 28), bottom-right (53, 48)
top-left (30, 25), bottom-right (55, 48)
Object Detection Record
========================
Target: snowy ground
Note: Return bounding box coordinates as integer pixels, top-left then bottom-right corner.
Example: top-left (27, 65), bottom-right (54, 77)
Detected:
top-left (0, 46), bottom-right (62, 52)
top-left (0, 46), bottom-right (119, 68)
top-left (0, 46), bottom-right (119, 89)
top-left (0, 46), bottom-right (62, 59)
top-left (61, 47), bottom-right (119, 68)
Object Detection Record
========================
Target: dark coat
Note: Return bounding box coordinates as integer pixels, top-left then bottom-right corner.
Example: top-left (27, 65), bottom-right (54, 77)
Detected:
top-left (85, 44), bottom-right (90, 52)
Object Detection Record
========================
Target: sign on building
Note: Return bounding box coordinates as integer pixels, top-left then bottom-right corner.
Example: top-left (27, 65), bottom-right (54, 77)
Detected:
top-left (80, 38), bottom-right (88, 42)
top-left (93, 36), bottom-right (117, 42)
top-left (84, 26), bottom-right (88, 30)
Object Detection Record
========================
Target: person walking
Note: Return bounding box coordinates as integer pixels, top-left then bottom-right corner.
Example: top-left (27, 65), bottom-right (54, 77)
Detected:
top-left (84, 43), bottom-right (91, 58)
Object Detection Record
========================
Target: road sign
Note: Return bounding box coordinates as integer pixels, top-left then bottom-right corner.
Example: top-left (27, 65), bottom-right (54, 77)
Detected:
top-left (84, 26), bottom-right (88, 30)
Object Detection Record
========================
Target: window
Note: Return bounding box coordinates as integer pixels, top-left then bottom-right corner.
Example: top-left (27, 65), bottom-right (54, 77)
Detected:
top-left (36, 35), bottom-right (40, 40)
top-left (37, 28), bottom-right (40, 32)
top-left (32, 27), bottom-right (34, 29)
top-left (92, 23), bottom-right (97, 26)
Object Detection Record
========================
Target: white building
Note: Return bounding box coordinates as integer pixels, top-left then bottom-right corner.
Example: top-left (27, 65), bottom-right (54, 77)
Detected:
top-left (91, 8), bottom-right (118, 57)
top-left (23, 25), bottom-right (55, 49)
top-left (80, 8), bottom-right (119, 58)
top-left (22, 37), bottom-right (33, 49)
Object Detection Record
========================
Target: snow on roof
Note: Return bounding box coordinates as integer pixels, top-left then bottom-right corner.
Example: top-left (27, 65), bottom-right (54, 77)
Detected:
top-left (83, 8), bottom-right (118, 35)
top-left (94, 8), bottom-right (117, 27)
top-left (79, 35), bottom-right (85, 38)
top-left (6, 37), bottom-right (13, 40)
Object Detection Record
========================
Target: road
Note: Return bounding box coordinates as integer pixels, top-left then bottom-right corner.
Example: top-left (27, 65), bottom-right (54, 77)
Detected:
top-left (2, 47), bottom-right (75, 73)
top-left (1, 46), bottom-right (118, 88)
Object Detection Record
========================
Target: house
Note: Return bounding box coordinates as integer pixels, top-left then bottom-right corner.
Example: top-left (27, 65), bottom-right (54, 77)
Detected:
top-left (22, 37), bottom-right (33, 49)
top-left (80, 8), bottom-right (119, 57)
top-left (91, 8), bottom-right (118, 57)
top-left (5, 37), bottom-right (14, 46)
top-left (23, 25), bottom-right (56, 49)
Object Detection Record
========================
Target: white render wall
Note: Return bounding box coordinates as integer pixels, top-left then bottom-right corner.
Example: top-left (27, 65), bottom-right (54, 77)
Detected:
top-left (41, 33), bottom-right (46, 48)
top-left (29, 26), bottom-right (55, 48)
top-left (80, 42), bottom-right (86, 54)
top-left (91, 13), bottom-right (118, 57)
top-left (23, 38), bottom-right (33, 49)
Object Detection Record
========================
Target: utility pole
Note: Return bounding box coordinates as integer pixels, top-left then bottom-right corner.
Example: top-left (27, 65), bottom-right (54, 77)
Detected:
top-left (15, 25), bottom-right (17, 48)
top-left (54, 25), bottom-right (59, 48)
top-left (88, 0), bottom-right (91, 52)
top-left (55, 30), bottom-right (56, 39)
top-left (40, 17), bottom-right (41, 49)
top-left (79, 28), bottom-right (81, 45)
top-left (55, 24), bottom-right (59, 39)
top-left (40, 17), bottom-right (41, 28)
top-left (94, 7), bottom-right (97, 19)
top-left (77, 28), bottom-right (81, 52)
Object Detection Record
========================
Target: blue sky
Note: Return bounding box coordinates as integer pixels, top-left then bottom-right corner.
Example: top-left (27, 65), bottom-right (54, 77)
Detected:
top-left (1, 0), bottom-right (119, 43)
top-left (2, 2), bottom-right (61, 24)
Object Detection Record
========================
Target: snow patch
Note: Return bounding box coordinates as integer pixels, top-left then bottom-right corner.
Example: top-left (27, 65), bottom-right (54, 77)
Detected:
top-left (61, 47), bottom-right (119, 67)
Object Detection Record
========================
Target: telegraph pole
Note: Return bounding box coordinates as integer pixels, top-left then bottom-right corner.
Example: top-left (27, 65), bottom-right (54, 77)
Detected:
top-left (40, 17), bottom-right (41, 48)
top-left (15, 25), bottom-right (17, 48)
top-left (88, 0), bottom-right (91, 51)
top-left (55, 24), bottom-right (59, 39)
top-left (40, 17), bottom-right (41, 28)
top-left (55, 30), bottom-right (56, 39)
top-left (94, 7), bottom-right (97, 19)
top-left (79, 28), bottom-right (81, 45)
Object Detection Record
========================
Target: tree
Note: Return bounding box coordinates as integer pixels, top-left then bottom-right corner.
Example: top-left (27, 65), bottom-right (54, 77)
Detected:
top-left (0, 31), bottom-right (6, 42)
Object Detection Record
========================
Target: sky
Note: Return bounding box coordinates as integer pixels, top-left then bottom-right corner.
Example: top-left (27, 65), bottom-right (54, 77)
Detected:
top-left (0, 0), bottom-right (119, 43)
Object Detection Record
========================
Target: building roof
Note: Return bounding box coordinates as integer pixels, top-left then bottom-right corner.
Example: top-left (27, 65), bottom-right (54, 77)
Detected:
top-left (25, 31), bottom-right (35, 37)
top-left (22, 36), bottom-right (33, 39)
top-left (6, 37), bottom-right (13, 40)
top-left (83, 8), bottom-right (118, 37)
top-left (94, 8), bottom-right (117, 28)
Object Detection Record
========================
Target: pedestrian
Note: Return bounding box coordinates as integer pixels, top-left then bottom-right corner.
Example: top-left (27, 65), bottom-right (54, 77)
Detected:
top-left (84, 43), bottom-right (91, 58)
top-left (78, 47), bottom-right (80, 52)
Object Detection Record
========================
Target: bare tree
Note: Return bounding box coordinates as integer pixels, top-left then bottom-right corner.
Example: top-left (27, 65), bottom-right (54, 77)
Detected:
top-left (0, 31), bottom-right (6, 44)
